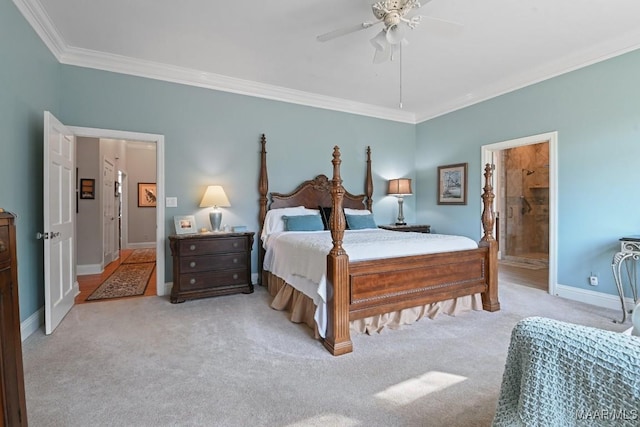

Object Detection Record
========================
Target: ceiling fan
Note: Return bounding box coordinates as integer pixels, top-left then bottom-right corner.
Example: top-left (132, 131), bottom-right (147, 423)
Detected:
top-left (317, 0), bottom-right (458, 63)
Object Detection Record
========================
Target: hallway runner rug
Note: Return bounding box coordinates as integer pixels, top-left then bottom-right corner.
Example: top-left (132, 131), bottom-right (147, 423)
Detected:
top-left (122, 248), bottom-right (156, 264)
top-left (86, 263), bottom-right (154, 301)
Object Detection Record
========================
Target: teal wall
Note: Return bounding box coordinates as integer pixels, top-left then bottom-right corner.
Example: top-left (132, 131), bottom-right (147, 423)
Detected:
top-left (57, 66), bottom-right (416, 285)
top-left (416, 48), bottom-right (640, 296)
top-left (0, 0), bottom-right (59, 321)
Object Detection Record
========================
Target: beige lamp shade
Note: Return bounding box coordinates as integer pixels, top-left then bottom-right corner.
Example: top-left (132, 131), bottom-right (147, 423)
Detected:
top-left (199, 185), bottom-right (230, 208)
top-left (387, 178), bottom-right (412, 196)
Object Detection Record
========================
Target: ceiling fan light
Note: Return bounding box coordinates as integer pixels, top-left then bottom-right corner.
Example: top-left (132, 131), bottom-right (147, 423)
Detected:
top-left (373, 41), bottom-right (396, 64)
top-left (385, 24), bottom-right (406, 45)
top-left (370, 30), bottom-right (387, 51)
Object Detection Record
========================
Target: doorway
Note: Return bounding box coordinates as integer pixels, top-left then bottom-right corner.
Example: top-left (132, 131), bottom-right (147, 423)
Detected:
top-left (482, 131), bottom-right (558, 295)
top-left (70, 126), bottom-right (166, 299)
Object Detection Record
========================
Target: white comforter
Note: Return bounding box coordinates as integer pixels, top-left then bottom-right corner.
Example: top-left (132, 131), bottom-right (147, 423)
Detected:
top-left (263, 229), bottom-right (478, 337)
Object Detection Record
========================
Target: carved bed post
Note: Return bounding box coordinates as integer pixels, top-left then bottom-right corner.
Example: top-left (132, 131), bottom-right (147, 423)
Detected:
top-left (365, 146), bottom-right (373, 211)
top-left (323, 146), bottom-right (353, 356)
top-left (479, 163), bottom-right (500, 311)
top-left (258, 134), bottom-right (268, 286)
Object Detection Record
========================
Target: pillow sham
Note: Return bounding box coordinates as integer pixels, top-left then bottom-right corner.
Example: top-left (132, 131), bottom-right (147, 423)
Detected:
top-left (344, 208), bottom-right (372, 216)
top-left (282, 214), bottom-right (324, 232)
top-left (345, 213), bottom-right (377, 230)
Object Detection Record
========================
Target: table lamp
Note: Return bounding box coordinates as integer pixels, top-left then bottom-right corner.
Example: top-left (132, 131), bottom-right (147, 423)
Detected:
top-left (388, 178), bottom-right (412, 225)
top-left (199, 185), bottom-right (230, 232)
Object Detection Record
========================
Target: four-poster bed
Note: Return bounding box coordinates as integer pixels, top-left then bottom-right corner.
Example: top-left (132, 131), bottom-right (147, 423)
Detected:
top-left (257, 134), bottom-right (500, 356)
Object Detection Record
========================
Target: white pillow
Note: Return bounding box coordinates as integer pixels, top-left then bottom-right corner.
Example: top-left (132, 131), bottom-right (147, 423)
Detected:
top-left (261, 206), bottom-right (319, 240)
top-left (344, 208), bottom-right (372, 216)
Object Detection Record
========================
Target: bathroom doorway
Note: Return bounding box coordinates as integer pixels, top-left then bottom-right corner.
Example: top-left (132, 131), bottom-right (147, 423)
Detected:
top-left (501, 142), bottom-right (549, 268)
top-left (482, 131), bottom-right (558, 295)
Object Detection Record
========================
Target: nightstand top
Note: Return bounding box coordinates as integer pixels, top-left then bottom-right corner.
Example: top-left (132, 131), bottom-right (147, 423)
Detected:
top-left (169, 231), bottom-right (254, 240)
top-left (379, 224), bottom-right (431, 233)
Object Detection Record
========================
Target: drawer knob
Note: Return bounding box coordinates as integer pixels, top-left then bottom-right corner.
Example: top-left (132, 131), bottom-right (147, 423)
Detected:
top-left (233, 274), bottom-right (238, 279)
top-left (189, 244), bottom-right (196, 251)
top-left (233, 242), bottom-right (238, 247)
top-left (0, 240), bottom-right (5, 253)
top-left (233, 258), bottom-right (238, 264)
top-left (189, 261), bottom-right (196, 268)
top-left (189, 278), bottom-right (196, 285)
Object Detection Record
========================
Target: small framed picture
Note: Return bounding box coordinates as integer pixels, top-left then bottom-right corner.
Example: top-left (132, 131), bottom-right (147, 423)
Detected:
top-left (138, 183), bottom-right (157, 207)
top-left (80, 178), bottom-right (95, 199)
top-left (438, 163), bottom-right (468, 205)
top-left (174, 215), bottom-right (197, 235)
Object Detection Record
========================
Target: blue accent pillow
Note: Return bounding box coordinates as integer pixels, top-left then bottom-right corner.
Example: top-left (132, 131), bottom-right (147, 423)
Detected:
top-left (282, 214), bottom-right (324, 231)
top-left (345, 214), bottom-right (377, 230)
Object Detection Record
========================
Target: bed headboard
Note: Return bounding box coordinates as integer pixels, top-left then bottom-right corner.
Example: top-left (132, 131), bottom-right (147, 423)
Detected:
top-left (257, 134), bottom-right (373, 284)
top-left (258, 135), bottom-right (373, 225)
top-left (270, 174), bottom-right (367, 210)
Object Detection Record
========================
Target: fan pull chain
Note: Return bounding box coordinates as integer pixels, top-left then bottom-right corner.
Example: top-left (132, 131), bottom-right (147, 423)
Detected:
top-left (399, 42), bottom-right (403, 109)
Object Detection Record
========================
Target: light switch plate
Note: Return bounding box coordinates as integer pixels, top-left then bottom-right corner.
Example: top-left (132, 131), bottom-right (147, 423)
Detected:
top-left (165, 197), bottom-right (177, 207)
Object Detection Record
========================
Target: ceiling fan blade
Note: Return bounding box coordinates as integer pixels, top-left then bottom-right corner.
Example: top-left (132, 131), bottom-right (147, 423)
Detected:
top-left (316, 20), bottom-right (382, 42)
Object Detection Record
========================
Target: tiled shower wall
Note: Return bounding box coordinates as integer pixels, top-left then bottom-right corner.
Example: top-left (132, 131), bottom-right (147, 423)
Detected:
top-left (499, 142), bottom-right (550, 262)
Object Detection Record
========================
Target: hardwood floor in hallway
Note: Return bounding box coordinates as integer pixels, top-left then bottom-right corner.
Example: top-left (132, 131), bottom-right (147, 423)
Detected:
top-left (76, 249), bottom-right (157, 304)
top-left (498, 261), bottom-right (548, 291)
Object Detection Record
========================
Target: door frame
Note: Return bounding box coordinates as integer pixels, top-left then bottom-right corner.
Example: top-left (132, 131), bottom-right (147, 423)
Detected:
top-left (481, 131), bottom-right (558, 296)
top-left (69, 126), bottom-right (167, 296)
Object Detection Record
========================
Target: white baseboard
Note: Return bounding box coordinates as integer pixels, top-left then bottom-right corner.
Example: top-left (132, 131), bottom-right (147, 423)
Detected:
top-left (77, 263), bottom-right (104, 275)
top-left (554, 283), bottom-right (635, 311)
top-left (161, 282), bottom-right (172, 296)
top-left (127, 242), bottom-right (156, 249)
top-left (251, 273), bottom-right (258, 285)
top-left (21, 307), bottom-right (43, 342)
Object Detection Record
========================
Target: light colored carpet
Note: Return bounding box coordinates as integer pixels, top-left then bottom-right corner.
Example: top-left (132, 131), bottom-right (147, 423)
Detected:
top-left (23, 273), bottom-right (627, 427)
top-left (85, 263), bottom-right (154, 301)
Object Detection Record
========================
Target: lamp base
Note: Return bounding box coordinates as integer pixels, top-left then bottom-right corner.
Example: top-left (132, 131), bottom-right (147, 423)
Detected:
top-left (209, 211), bottom-right (222, 232)
top-left (395, 222), bottom-right (407, 226)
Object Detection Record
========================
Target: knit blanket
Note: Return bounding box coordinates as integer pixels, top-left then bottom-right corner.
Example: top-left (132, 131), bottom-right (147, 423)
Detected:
top-left (492, 317), bottom-right (640, 427)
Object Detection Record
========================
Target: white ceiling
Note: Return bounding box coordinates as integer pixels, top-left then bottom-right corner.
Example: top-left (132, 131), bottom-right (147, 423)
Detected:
top-left (15, 0), bottom-right (640, 123)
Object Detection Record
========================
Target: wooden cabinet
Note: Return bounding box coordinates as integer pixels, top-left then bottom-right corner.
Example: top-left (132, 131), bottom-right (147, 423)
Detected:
top-left (379, 224), bottom-right (431, 234)
top-left (169, 232), bottom-right (254, 303)
top-left (0, 211), bottom-right (27, 426)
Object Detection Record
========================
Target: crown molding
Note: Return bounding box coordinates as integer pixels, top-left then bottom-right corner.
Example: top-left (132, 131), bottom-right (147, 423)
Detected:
top-left (13, 0), bottom-right (416, 124)
top-left (415, 31), bottom-right (640, 123)
top-left (59, 46), bottom-right (417, 124)
top-left (12, 0), bottom-right (66, 60)
top-left (15, 0), bottom-right (640, 126)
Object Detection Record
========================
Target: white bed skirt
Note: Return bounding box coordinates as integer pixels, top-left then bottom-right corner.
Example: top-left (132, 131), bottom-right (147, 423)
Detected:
top-left (265, 272), bottom-right (483, 338)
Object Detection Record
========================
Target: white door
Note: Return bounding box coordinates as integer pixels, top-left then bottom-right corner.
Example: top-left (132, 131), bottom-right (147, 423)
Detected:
top-left (102, 157), bottom-right (117, 263)
top-left (43, 111), bottom-right (76, 334)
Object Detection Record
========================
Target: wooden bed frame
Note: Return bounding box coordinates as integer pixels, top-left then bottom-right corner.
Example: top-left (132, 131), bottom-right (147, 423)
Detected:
top-left (257, 134), bottom-right (500, 356)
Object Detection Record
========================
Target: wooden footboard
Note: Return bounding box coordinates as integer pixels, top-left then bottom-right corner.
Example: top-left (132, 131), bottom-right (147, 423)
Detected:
top-left (323, 149), bottom-right (499, 356)
top-left (348, 249), bottom-right (491, 320)
top-left (257, 135), bottom-right (499, 356)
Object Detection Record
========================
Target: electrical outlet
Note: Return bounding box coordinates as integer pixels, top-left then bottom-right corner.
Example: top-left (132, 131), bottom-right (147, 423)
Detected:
top-left (589, 275), bottom-right (598, 286)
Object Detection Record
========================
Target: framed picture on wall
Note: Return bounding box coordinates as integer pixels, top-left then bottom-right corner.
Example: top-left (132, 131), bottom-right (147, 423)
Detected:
top-left (80, 178), bottom-right (95, 199)
top-left (437, 163), bottom-right (468, 205)
top-left (138, 183), bottom-right (157, 207)
top-left (174, 215), bottom-right (197, 235)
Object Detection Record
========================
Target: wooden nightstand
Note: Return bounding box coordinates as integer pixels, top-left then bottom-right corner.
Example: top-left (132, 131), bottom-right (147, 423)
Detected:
top-left (168, 231), bottom-right (254, 303)
top-left (379, 224), bottom-right (431, 234)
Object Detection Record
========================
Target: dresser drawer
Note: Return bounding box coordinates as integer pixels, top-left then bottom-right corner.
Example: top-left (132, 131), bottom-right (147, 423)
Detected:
top-left (178, 269), bottom-right (248, 291)
top-left (179, 253), bottom-right (247, 273)
top-left (179, 236), bottom-right (247, 255)
top-left (0, 225), bottom-right (10, 264)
